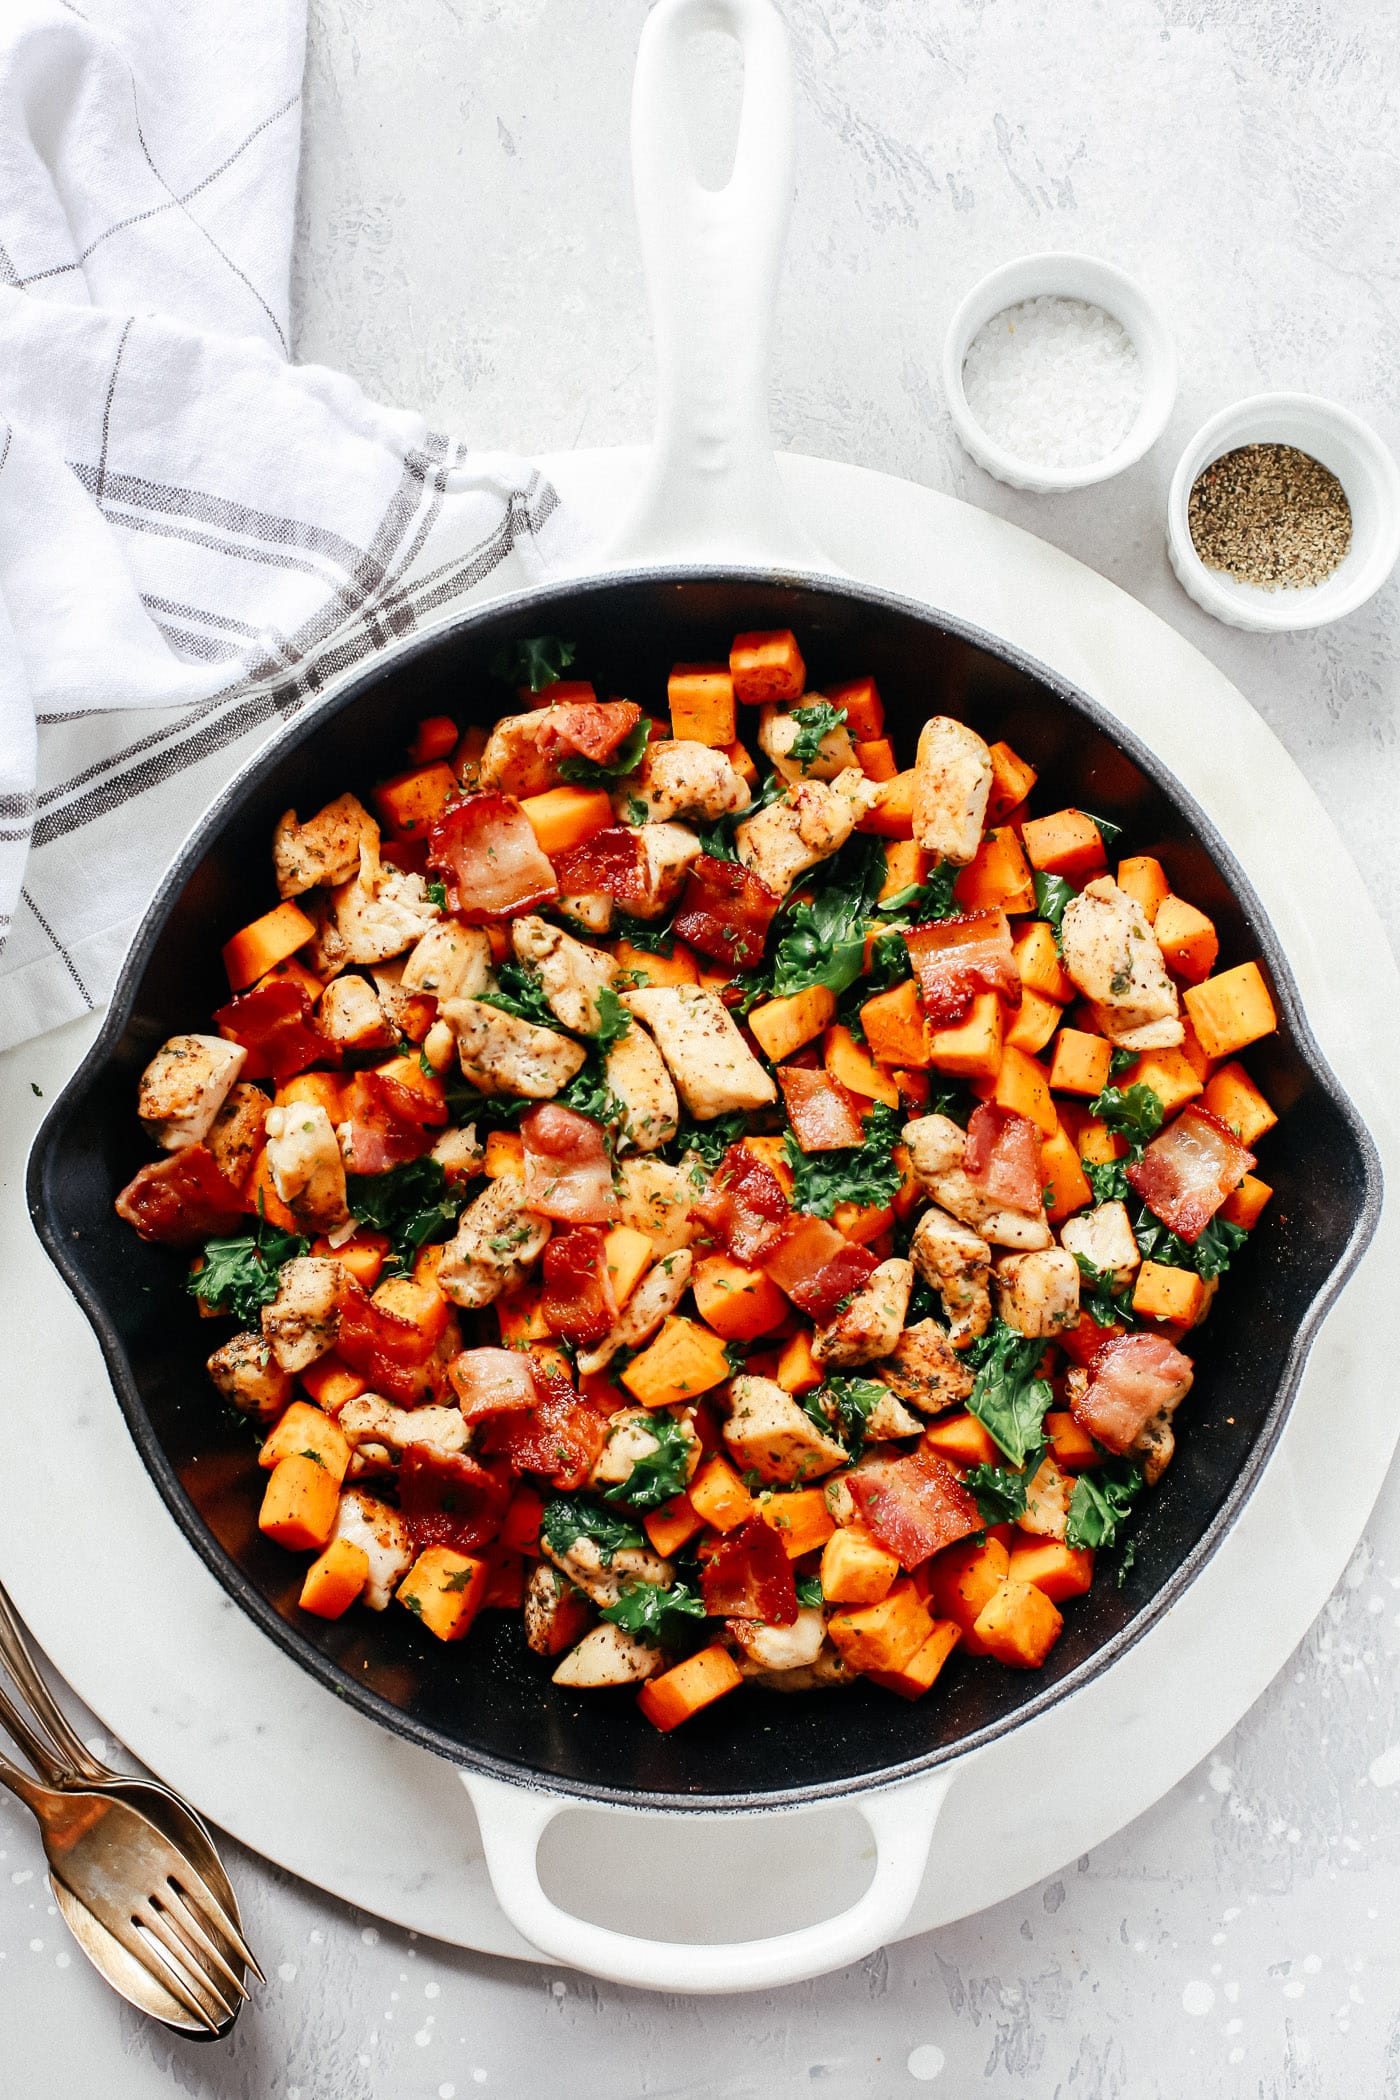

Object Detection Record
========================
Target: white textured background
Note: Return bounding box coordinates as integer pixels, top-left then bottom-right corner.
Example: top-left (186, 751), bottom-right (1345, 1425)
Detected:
top-left (6, 0), bottom-right (1400, 2093)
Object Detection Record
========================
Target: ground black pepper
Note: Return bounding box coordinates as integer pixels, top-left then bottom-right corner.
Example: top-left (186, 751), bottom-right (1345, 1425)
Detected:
top-left (1188, 443), bottom-right (1352, 589)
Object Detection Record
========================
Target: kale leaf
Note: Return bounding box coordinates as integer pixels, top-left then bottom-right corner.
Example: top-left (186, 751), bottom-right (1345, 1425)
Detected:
top-left (763, 834), bottom-right (888, 1001)
top-left (556, 1052), bottom-right (623, 1128)
top-left (590, 982), bottom-right (632, 1055)
top-left (878, 857), bottom-right (960, 926)
top-left (345, 1156), bottom-right (461, 1272)
top-left (783, 1101), bottom-right (903, 1219)
top-left (964, 1449), bottom-right (1045, 1527)
top-left (539, 1493), bottom-right (644, 1566)
top-left (188, 1221), bottom-right (307, 1326)
top-left (1065, 1461), bottom-right (1143, 1551)
top-left (600, 1414), bottom-right (694, 1512)
top-left (1032, 870), bottom-right (1077, 939)
top-left (1072, 1253), bottom-right (1136, 1329)
top-left (965, 1321), bottom-right (1054, 1467)
top-left (610, 912), bottom-right (676, 955)
top-left (1082, 808), bottom-right (1123, 848)
top-left (801, 1375), bottom-right (886, 1460)
top-left (477, 959), bottom-right (557, 1030)
top-left (601, 1577), bottom-right (708, 1648)
top-left (678, 1109), bottom-right (752, 1169)
top-left (696, 769), bottom-right (784, 862)
top-left (425, 878), bottom-right (448, 910)
top-left (1084, 1158), bottom-right (1131, 1205)
top-left (489, 636), bottom-right (577, 692)
top-left (795, 1573), bottom-right (825, 1609)
top-left (1089, 1082), bottom-right (1164, 1158)
top-left (1134, 1210), bottom-right (1249, 1282)
top-left (559, 717), bottom-right (650, 786)
top-left (787, 700), bottom-right (849, 772)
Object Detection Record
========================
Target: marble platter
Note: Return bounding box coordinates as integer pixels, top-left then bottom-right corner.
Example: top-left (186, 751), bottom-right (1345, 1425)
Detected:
top-left (4, 445), bottom-right (1399, 1977)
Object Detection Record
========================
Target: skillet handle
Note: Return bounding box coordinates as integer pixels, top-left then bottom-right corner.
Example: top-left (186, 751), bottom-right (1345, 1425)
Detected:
top-left (607, 0), bottom-right (823, 570)
top-left (461, 1769), bottom-right (949, 1994)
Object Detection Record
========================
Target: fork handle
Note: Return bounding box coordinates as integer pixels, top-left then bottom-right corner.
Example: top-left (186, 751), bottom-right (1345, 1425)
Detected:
top-left (0, 1584), bottom-right (104, 1781)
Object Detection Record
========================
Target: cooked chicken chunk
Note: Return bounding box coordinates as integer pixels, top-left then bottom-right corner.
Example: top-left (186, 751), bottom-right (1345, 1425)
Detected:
top-left (622, 986), bottom-right (777, 1119)
top-left (912, 716), bottom-right (993, 866)
top-left (436, 1176), bottom-right (550, 1308)
top-left (909, 1205), bottom-right (992, 1344)
top-left (333, 863), bottom-right (439, 966)
top-left (302, 889), bottom-right (350, 978)
top-left (511, 915), bottom-right (616, 1033)
top-left (315, 973), bottom-right (394, 1051)
top-left (263, 1102), bottom-right (350, 1234)
top-left (555, 891), bottom-right (615, 937)
top-left (540, 1532), bottom-right (672, 1610)
top-left (576, 1249), bottom-right (694, 1376)
top-left (877, 1319), bottom-right (974, 1416)
top-left (606, 1023), bottom-right (679, 1152)
top-left (904, 1115), bottom-right (1052, 1248)
top-left (205, 1332), bottom-right (293, 1421)
top-left (430, 1125), bottom-right (486, 1181)
top-left (757, 702), bottom-right (858, 783)
top-left (614, 1157), bottom-right (702, 1258)
top-left (724, 1375), bottom-right (848, 1486)
top-left (523, 1563), bottom-right (588, 1656)
top-left (590, 1407), bottom-right (700, 1491)
top-left (735, 769), bottom-right (879, 898)
top-left (994, 1248), bottom-right (1081, 1338)
top-left (728, 1606), bottom-right (827, 1673)
top-left (441, 997), bottom-right (587, 1099)
top-left (400, 921), bottom-right (493, 1002)
top-left (1060, 877), bottom-right (1182, 1051)
top-left (553, 1623), bottom-right (663, 1689)
top-left (478, 710), bottom-right (561, 797)
top-left (812, 1258), bottom-right (914, 1367)
top-left (273, 793), bottom-right (377, 899)
top-left (1018, 1454), bottom-right (1074, 1540)
top-left (1059, 1200), bottom-right (1140, 1288)
top-left (338, 1395), bottom-right (469, 1475)
top-left (618, 740), bottom-right (752, 823)
top-left (744, 1644), bottom-right (859, 1692)
top-left (261, 1256), bottom-right (345, 1372)
top-left (137, 1034), bottom-right (246, 1151)
top-left (205, 1082), bottom-right (268, 1189)
top-left (864, 1389), bottom-right (924, 1440)
top-left (333, 1488), bottom-right (413, 1610)
top-left (633, 822), bottom-right (704, 918)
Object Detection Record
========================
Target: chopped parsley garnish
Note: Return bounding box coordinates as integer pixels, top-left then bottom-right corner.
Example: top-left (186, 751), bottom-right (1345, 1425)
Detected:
top-left (787, 699), bottom-right (848, 772)
top-left (188, 1222), bottom-right (308, 1325)
top-left (600, 1415), bottom-right (694, 1512)
top-left (965, 1321), bottom-right (1054, 1468)
top-left (601, 1577), bottom-right (708, 1648)
top-left (802, 1375), bottom-right (886, 1460)
top-left (1065, 1461), bottom-right (1143, 1551)
top-left (425, 878), bottom-right (448, 909)
top-left (795, 1574), bottom-right (825, 1609)
top-left (345, 1156), bottom-right (461, 1273)
top-left (559, 717), bottom-right (650, 786)
top-left (1089, 1082), bottom-right (1165, 1159)
top-left (1109, 1046), bottom-right (1135, 1077)
top-left (489, 635), bottom-right (576, 692)
top-left (1134, 1210), bottom-right (1248, 1282)
top-left (539, 1494), bottom-right (644, 1566)
top-left (783, 1102), bottom-right (903, 1219)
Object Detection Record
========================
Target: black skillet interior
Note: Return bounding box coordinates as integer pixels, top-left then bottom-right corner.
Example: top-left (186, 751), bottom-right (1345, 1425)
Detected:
top-left (28, 571), bottom-right (1381, 1810)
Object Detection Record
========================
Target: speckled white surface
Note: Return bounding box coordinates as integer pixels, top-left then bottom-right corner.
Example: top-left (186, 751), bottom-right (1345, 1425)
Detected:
top-left (6, 0), bottom-right (1400, 2091)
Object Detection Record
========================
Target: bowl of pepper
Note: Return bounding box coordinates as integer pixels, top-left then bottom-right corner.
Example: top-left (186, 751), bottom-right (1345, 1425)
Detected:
top-left (1167, 392), bottom-right (1400, 632)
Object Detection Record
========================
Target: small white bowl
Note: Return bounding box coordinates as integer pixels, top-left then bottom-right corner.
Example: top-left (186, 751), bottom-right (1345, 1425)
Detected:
top-left (942, 252), bottom-right (1178, 493)
top-left (1166, 393), bottom-right (1400, 632)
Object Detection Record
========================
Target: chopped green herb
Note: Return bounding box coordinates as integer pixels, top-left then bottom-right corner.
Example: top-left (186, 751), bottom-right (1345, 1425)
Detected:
top-left (425, 878), bottom-right (448, 910)
top-left (787, 700), bottom-right (848, 772)
top-left (589, 982), bottom-right (632, 1055)
top-left (802, 1375), bottom-right (885, 1460)
top-left (29, 1082), bottom-right (42, 1098)
top-left (442, 1566), bottom-right (477, 1592)
top-left (489, 635), bottom-right (576, 692)
top-left (1089, 1082), bottom-right (1165, 1159)
top-left (965, 1321), bottom-right (1054, 1467)
top-left (783, 1102), bottom-right (902, 1220)
top-left (1109, 1046), bottom-right (1135, 1077)
top-left (600, 1415), bottom-right (694, 1513)
top-left (1065, 1461), bottom-right (1143, 1551)
top-left (625, 796), bottom-right (649, 827)
top-left (1082, 809), bottom-right (1123, 848)
top-left (188, 1222), bottom-right (308, 1326)
top-left (1083, 1158), bottom-right (1131, 1206)
top-left (1072, 1253), bottom-right (1137, 1330)
top-left (346, 1156), bottom-right (461, 1273)
top-left (539, 1494), bottom-right (644, 1566)
top-left (678, 1109), bottom-right (752, 1169)
top-left (1032, 870), bottom-right (1078, 939)
top-left (795, 1574), bottom-right (825, 1609)
top-left (559, 717), bottom-right (650, 786)
top-left (476, 959), bottom-right (558, 1030)
top-left (964, 1449), bottom-right (1045, 1527)
top-left (610, 912), bottom-right (676, 956)
top-left (601, 1577), bottom-right (708, 1648)
top-left (758, 833), bottom-right (889, 1003)
top-left (1134, 1210), bottom-right (1248, 1282)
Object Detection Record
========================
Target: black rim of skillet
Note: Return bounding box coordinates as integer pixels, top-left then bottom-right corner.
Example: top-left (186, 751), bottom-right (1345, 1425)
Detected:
top-left (27, 565), bottom-right (1384, 1814)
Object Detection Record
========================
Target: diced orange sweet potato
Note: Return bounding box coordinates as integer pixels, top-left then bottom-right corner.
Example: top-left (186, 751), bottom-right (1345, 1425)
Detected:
top-left (865, 1619), bottom-right (962, 1700)
top-left (638, 1643), bottom-right (744, 1731)
top-left (928, 991), bottom-right (1004, 1079)
top-left (1076, 1115), bottom-right (1126, 1167)
top-left (687, 1453), bottom-right (756, 1533)
top-left (1041, 1125), bottom-right (1092, 1223)
top-left (247, 1146), bottom-right (299, 1234)
top-left (258, 1453), bottom-right (340, 1552)
top-left (987, 739), bottom-right (1038, 822)
top-left (878, 838), bottom-right (930, 904)
top-left (300, 1354), bottom-right (368, 1413)
top-left (827, 675), bottom-right (884, 741)
top-left (482, 1547), bottom-right (526, 1612)
top-left (978, 1043), bottom-right (1055, 1132)
top-left (728, 630), bottom-right (805, 706)
top-left (1154, 895), bottom-right (1220, 984)
top-left (748, 984), bottom-right (837, 1063)
top-left (858, 769), bottom-right (916, 838)
top-left (1013, 920), bottom-right (1076, 1004)
top-left (760, 1486), bottom-right (836, 1559)
top-left (644, 1493), bottom-right (705, 1558)
top-left (372, 762), bottom-right (457, 835)
top-left (299, 1538), bottom-right (370, 1619)
top-left (621, 1317), bottom-right (732, 1408)
top-left (824, 1023), bottom-right (901, 1109)
top-left (528, 679), bottom-right (596, 710)
top-left (222, 899), bottom-right (316, 992)
top-left (501, 1485), bottom-right (545, 1555)
top-left (861, 977), bottom-right (932, 1068)
top-left (775, 1328), bottom-right (822, 1395)
top-left (373, 1053), bottom-right (446, 1120)
top-left (1020, 809), bottom-right (1106, 882)
top-left (1201, 1061), bottom-right (1277, 1146)
top-left (373, 1275), bottom-right (449, 1347)
top-left (1220, 1173), bottom-right (1273, 1230)
top-left (610, 938), bottom-right (700, 988)
top-left (396, 1547), bottom-right (490, 1641)
top-left (856, 738), bottom-right (898, 782)
top-left (276, 1071), bottom-right (346, 1121)
top-left (923, 1412), bottom-right (1000, 1466)
top-left (1044, 1409), bottom-right (1098, 1470)
top-left (1006, 988), bottom-right (1062, 1057)
top-left (1184, 962), bottom-right (1278, 1060)
top-left (603, 1224), bottom-right (654, 1310)
top-left (828, 1580), bottom-right (933, 1674)
top-left (454, 722), bottom-right (488, 780)
top-left (258, 1399), bottom-right (352, 1479)
top-left (820, 1522), bottom-right (900, 1605)
top-left (521, 785), bottom-right (613, 857)
top-left (1049, 1028), bottom-right (1112, 1097)
top-left (724, 738), bottom-right (759, 788)
top-left (920, 1535), bottom-right (1010, 1656)
top-left (497, 1283), bottom-right (550, 1344)
top-left (1115, 855), bottom-right (1170, 925)
top-left (972, 1577), bottom-right (1063, 1667)
top-left (832, 1199), bottom-right (895, 1245)
top-left (1008, 1538), bottom-right (1094, 1603)
top-left (1132, 1261), bottom-right (1206, 1324)
top-left (693, 1254), bottom-right (788, 1340)
top-left (484, 1130), bottom-right (526, 1178)
top-left (255, 954), bottom-right (325, 1005)
top-left (668, 664), bottom-right (737, 746)
top-left (409, 715), bottom-right (459, 765)
top-left (1179, 1016), bottom-right (1218, 1083)
top-left (313, 1235), bottom-right (385, 1291)
top-left (954, 828), bottom-right (1036, 914)
top-left (1121, 1046), bottom-right (1204, 1118)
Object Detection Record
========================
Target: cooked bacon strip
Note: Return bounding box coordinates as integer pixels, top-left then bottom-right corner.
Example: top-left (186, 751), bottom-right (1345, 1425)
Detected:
top-left (336, 1277), bottom-right (438, 1404)
top-left (1072, 1331), bottom-right (1195, 1456)
top-left (398, 1447), bottom-right (511, 1555)
top-left (776, 1067), bottom-right (866, 1152)
top-left (550, 826), bottom-right (649, 909)
top-left (540, 1226), bottom-right (619, 1347)
top-left (1127, 1105), bottom-right (1255, 1243)
top-left (476, 1365), bottom-right (610, 1489)
top-left (904, 910), bottom-right (1021, 1028)
top-left (963, 1103), bottom-right (1045, 1213)
top-left (547, 698), bottom-right (641, 763)
top-left (427, 792), bottom-right (559, 919)
top-left (448, 1346), bottom-right (540, 1423)
top-left (848, 1445), bottom-right (981, 1567)
top-left (689, 1144), bottom-right (790, 1263)
top-left (699, 1517), bottom-right (798, 1625)
top-left (520, 1104), bottom-right (619, 1225)
top-left (114, 1145), bottom-right (248, 1245)
top-left (672, 855), bottom-right (780, 970)
top-left (213, 978), bottom-right (328, 1083)
top-left (339, 1069), bottom-right (441, 1175)
top-left (762, 1216), bottom-right (878, 1321)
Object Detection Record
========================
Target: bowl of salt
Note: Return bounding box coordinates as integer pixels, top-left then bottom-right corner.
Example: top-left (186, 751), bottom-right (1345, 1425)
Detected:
top-left (942, 253), bottom-right (1177, 493)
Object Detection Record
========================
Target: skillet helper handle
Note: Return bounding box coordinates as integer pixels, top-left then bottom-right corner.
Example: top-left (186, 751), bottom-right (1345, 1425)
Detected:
top-left (461, 1769), bottom-right (950, 1993)
top-left (609, 0), bottom-right (821, 569)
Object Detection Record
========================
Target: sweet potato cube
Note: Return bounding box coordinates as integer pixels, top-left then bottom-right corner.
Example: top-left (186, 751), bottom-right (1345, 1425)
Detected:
top-left (1008, 1538), bottom-right (1095, 1602)
top-left (521, 785), bottom-right (613, 858)
top-left (928, 991), bottom-right (1003, 1080)
top-left (748, 984), bottom-right (837, 1063)
top-left (603, 1224), bottom-right (654, 1310)
top-left (1049, 1028), bottom-right (1112, 1098)
top-left (396, 1547), bottom-right (490, 1641)
top-left (1115, 855), bottom-right (1170, 925)
top-left (693, 1255), bottom-right (788, 1341)
top-left (372, 1275), bottom-right (449, 1348)
top-left (222, 899), bottom-right (316, 992)
top-left (978, 1043), bottom-right (1056, 1133)
top-left (1076, 1115), bottom-right (1127, 1167)
top-left (820, 1522), bottom-right (900, 1605)
top-left (372, 762), bottom-right (457, 836)
top-left (1133, 1260), bottom-right (1206, 1324)
top-left (760, 1486), bottom-right (836, 1559)
top-left (1201, 1061), bottom-right (1277, 1146)
top-left (409, 715), bottom-right (459, 765)
top-left (724, 738), bottom-right (759, 788)
top-left (954, 828), bottom-right (1036, 914)
top-left (277, 1070), bottom-right (346, 1120)
top-left (986, 739), bottom-right (1038, 821)
top-left (1020, 809), bottom-right (1107, 882)
top-left (484, 1130), bottom-right (526, 1179)
top-left (1013, 920), bottom-right (1075, 1004)
top-left (856, 738), bottom-right (898, 782)
top-left (972, 1577), bottom-right (1063, 1667)
top-left (687, 1453), bottom-right (756, 1533)
top-left (528, 679), bottom-right (596, 710)
top-left (258, 1400), bottom-right (352, 1483)
top-left (861, 977), bottom-right (932, 1068)
top-left (298, 1537), bottom-right (370, 1619)
top-left (827, 675), bottom-right (885, 741)
top-left (832, 1199), bottom-right (895, 1245)
top-left (878, 838), bottom-right (930, 904)
top-left (638, 1643), bottom-right (744, 1731)
top-left (497, 1282), bottom-right (550, 1344)
top-left (828, 1580), bottom-right (933, 1674)
top-left (668, 664), bottom-right (737, 747)
top-left (1155, 895), bottom-right (1219, 984)
top-left (258, 1454), bottom-right (340, 1552)
top-left (256, 954), bottom-right (325, 1004)
top-left (858, 769), bottom-right (916, 838)
top-left (1044, 1409), bottom-right (1098, 1470)
top-left (1221, 1173), bottom-right (1273, 1230)
top-left (299, 1354), bottom-right (368, 1413)
top-left (775, 1328), bottom-right (822, 1395)
top-left (922, 1413), bottom-right (1000, 1467)
top-left (314, 1235), bottom-right (386, 1291)
top-left (1006, 988), bottom-right (1062, 1057)
top-left (1184, 962), bottom-right (1278, 1060)
top-left (644, 1492), bottom-right (705, 1558)
top-left (728, 630), bottom-right (805, 706)
top-left (1121, 1046), bottom-right (1204, 1118)
top-left (1041, 1125), bottom-right (1092, 1222)
top-left (611, 937), bottom-right (700, 989)
top-left (824, 1024), bottom-right (901, 1109)
top-left (865, 1619), bottom-right (961, 1700)
top-left (920, 1536), bottom-right (1010, 1656)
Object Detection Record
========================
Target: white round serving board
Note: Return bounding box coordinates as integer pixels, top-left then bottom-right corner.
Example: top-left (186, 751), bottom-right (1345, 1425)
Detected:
top-left (5, 446), bottom-right (1399, 1973)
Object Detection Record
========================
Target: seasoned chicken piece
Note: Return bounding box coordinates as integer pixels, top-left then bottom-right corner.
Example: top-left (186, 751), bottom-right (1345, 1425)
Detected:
top-left (430, 1126), bottom-right (485, 1181)
top-left (263, 1102), bottom-right (350, 1234)
top-left (555, 891), bottom-right (616, 937)
top-left (400, 921), bottom-right (493, 1001)
top-left (441, 997), bottom-right (587, 1099)
top-left (606, 1024), bottom-right (679, 1152)
top-left (510, 915), bottom-right (616, 1033)
top-left (812, 1258), bottom-right (915, 1367)
top-left (478, 711), bottom-right (561, 797)
top-left (744, 1643), bottom-right (859, 1692)
top-left (273, 793), bottom-right (377, 899)
top-left (632, 822), bottom-right (703, 918)
top-left (332, 1488), bottom-right (412, 1610)
top-left (1018, 1454), bottom-right (1074, 1540)
top-left (524, 1563), bottom-right (589, 1656)
top-left (302, 889), bottom-right (350, 978)
top-left (1059, 1200), bottom-right (1140, 1288)
top-left (728, 1606), bottom-right (827, 1673)
top-left (1061, 877), bottom-right (1182, 1051)
top-left (540, 1532), bottom-right (673, 1610)
top-left (614, 1157), bottom-right (701, 1259)
top-left (994, 1248), bottom-right (1080, 1337)
top-left (205, 1332), bottom-right (293, 1421)
top-left (137, 1034), bottom-right (246, 1151)
top-left (757, 702), bottom-right (858, 783)
top-left (436, 1176), bottom-right (550, 1308)
top-left (620, 741), bottom-right (752, 824)
top-left (316, 974), bottom-right (394, 1051)
top-left (205, 1082), bottom-right (268, 1189)
top-left (338, 1394), bottom-right (469, 1475)
top-left (421, 1019), bottom-right (457, 1075)
top-left (735, 769), bottom-right (880, 898)
top-left (261, 1256), bottom-right (345, 1372)
top-left (333, 863), bottom-right (439, 966)
top-left (912, 716), bottom-right (993, 866)
top-left (553, 1623), bottom-right (662, 1689)
top-left (622, 986), bottom-right (777, 1119)
top-left (877, 1319), bottom-right (974, 1416)
top-left (590, 1407), bottom-right (700, 1491)
top-left (576, 1250), bottom-right (694, 1376)
top-left (724, 1375), bottom-right (848, 1485)
top-left (903, 1115), bottom-right (1052, 1249)
top-left (864, 1389), bottom-right (924, 1440)
top-left (909, 1206), bottom-right (992, 1344)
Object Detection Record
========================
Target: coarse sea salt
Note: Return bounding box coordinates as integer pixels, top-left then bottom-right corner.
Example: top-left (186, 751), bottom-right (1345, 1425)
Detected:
top-left (962, 295), bottom-right (1142, 469)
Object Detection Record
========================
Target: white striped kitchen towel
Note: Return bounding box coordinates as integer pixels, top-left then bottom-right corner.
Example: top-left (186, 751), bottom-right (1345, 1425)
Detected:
top-left (0, 0), bottom-right (581, 1050)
